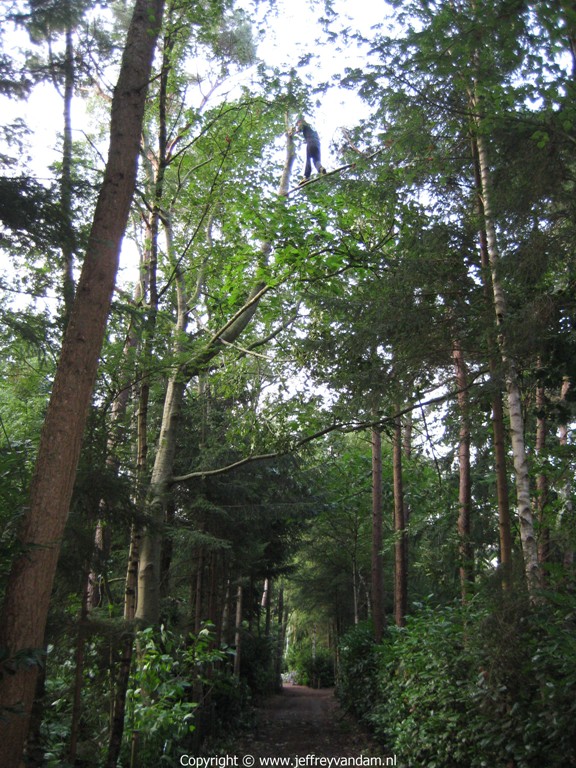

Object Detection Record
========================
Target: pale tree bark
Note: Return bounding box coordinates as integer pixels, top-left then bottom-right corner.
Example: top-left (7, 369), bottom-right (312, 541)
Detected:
top-left (492, 381), bottom-right (513, 589)
top-left (371, 428), bottom-right (385, 642)
top-left (474, 124), bottom-right (541, 595)
top-left (452, 340), bottom-right (474, 598)
top-left (135, 126), bottom-right (296, 627)
top-left (60, 21), bottom-right (76, 320)
top-left (535, 369), bottom-right (550, 582)
top-left (275, 587), bottom-right (287, 690)
top-left (559, 377), bottom-right (574, 573)
top-left (0, 2), bottom-right (164, 765)
top-left (472, 154), bottom-right (513, 590)
top-left (392, 416), bottom-right (407, 627)
top-left (134, 271), bottom-right (267, 625)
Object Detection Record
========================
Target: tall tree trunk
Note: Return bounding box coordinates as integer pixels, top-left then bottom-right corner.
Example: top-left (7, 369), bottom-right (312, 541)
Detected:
top-left (61, 21), bottom-right (76, 320)
top-left (105, 517), bottom-right (143, 768)
top-left (262, 578), bottom-right (272, 638)
top-left (392, 416), bottom-right (407, 627)
top-left (452, 340), bottom-right (474, 598)
top-left (68, 573), bottom-right (90, 765)
top-left (559, 377), bottom-right (574, 573)
top-left (233, 584), bottom-right (243, 678)
top-left (136, 366), bottom-right (187, 624)
top-left (474, 125), bottom-right (540, 595)
top-left (536, 371), bottom-right (550, 583)
top-left (275, 587), bottom-right (287, 691)
top-left (472, 152), bottom-right (513, 590)
top-left (371, 428), bottom-right (385, 642)
top-left (135, 127), bottom-right (296, 627)
top-left (0, 4), bottom-right (164, 765)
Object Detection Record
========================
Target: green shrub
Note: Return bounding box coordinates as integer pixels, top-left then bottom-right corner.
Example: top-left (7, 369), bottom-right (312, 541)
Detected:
top-left (336, 621), bottom-right (379, 721)
top-left (338, 598), bottom-right (576, 768)
top-left (285, 640), bottom-right (335, 688)
top-left (125, 625), bottom-right (226, 765)
top-left (240, 633), bottom-right (279, 696)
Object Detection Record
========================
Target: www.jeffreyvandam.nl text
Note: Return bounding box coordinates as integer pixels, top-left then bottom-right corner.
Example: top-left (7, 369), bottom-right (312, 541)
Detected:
top-left (179, 756), bottom-right (398, 767)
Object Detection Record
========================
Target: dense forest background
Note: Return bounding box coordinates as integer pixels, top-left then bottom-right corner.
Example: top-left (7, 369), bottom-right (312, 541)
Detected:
top-left (1, 0), bottom-right (576, 766)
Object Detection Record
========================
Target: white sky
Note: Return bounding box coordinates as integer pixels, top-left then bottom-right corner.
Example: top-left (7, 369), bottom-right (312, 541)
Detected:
top-left (3, 0), bottom-right (388, 172)
top-left (0, 0), bottom-right (389, 290)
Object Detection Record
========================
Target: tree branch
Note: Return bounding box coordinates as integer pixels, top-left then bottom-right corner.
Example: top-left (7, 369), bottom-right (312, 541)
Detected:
top-left (171, 370), bottom-right (489, 483)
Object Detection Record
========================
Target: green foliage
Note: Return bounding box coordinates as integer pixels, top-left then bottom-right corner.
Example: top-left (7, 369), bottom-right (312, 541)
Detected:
top-left (338, 599), bottom-right (576, 768)
top-left (126, 625), bottom-right (226, 764)
top-left (336, 622), bottom-right (379, 721)
top-left (239, 634), bottom-right (279, 696)
top-left (285, 639), bottom-right (335, 688)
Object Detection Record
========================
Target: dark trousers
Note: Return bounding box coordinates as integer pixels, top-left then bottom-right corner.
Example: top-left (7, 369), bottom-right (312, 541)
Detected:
top-left (305, 144), bottom-right (322, 178)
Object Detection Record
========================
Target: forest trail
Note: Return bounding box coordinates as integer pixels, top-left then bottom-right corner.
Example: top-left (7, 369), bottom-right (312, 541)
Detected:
top-left (233, 684), bottom-right (384, 760)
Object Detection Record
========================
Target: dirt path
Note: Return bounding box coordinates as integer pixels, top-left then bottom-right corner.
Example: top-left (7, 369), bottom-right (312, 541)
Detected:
top-left (235, 684), bottom-right (380, 759)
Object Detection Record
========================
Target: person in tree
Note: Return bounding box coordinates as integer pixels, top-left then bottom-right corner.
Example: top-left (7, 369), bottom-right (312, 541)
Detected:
top-left (296, 118), bottom-right (327, 183)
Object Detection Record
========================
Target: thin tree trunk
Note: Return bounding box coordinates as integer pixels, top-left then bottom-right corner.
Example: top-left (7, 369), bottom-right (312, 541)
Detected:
top-left (536, 371), bottom-right (550, 583)
top-left (105, 520), bottom-right (142, 768)
top-left (352, 560), bottom-right (359, 626)
top-left (105, 635), bottom-right (135, 768)
top-left (194, 548), bottom-right (205, 634)
top-left (233, 584), bottom-right (243, 678)
top-left (559, 377), bottom-right (574, 572)
top-left (392, 416), bottom-right (407, 626)
top-left (135, 127), bottom-right (296, 627)
top-left (472, 156), bottom-right (513, 590)
top-left (136, 370), bottom-right (187, 624)
top-left (0, 5), bottom-right (164, 765)
top-left (492, 383), bottom-right (513, 588)
top-left (452, 340), bottom-right (474, 598)
top-left (262, 578), bottom-right (272, 638)
top-left (61, 21), bottom-right (76, 320)
top-left (68, 573), bottom-right (90, 764)
top-left (371, 428), bottom-right (385, 642)
top-left (474, 125), bottom-right (540, 595)
top-left (275, 587), bottom-right (286, 690)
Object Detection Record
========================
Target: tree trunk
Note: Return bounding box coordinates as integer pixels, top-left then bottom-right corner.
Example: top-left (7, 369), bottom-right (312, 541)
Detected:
top-left (233, 584), bottom-right (243, 678)
top-left (492, 380), bottom-right (513, 589)
top-left (0, 4), bottom-right (164, 765)
top-left (536, 372), bottom-right (550, 582)
top-left (559, 377), bottom-right (574, 573)
top-left (472, 151), bottom-right (513, 591)
top-left (105, 516), bottom-right (142, 768)
top-left (68, 574), bottom-right (90, 764)
top-left (452, 340), bottom-right (474, 598)
top-left (135, 127), bottom-right (296, 627)
top-left (275, 587), bottom-right (287, 690)
top-left (61, 21), bottom-right (76, 319)
top-left (474, 126), bottom-right (540, 595)
top-left (371, 428), bottom-right (385, 642)
top-left (105, 635), bottom-right (135, 768)
top-left (136, 370), bottom-right (187, 624)
top-left (392, 416), bottom-right (407, 627)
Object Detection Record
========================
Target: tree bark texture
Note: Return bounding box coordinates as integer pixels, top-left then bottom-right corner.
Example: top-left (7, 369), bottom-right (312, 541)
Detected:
top-left (452, 340), bottom-right (474, 598)
top-left (559, 377), bottom-right (574, 571)
top-left (392, 417), bottom-right (407, 627)
top-left (0, 3), bottom-right (164, 765)
top-left (474, 127), bottom-right (540, 595)
top-left (233, 585), bottom-right (243, 678)
top-left (473, 157), bottom-right (513, 591)
top-left (371, 428), bottom-right (385, 642)
top-left (61, 21), bottom-right (76, 319)
top-left (536, 374), bottom-right (550, 580)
